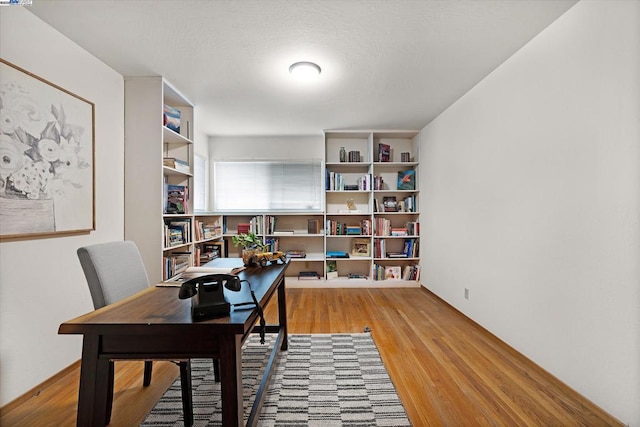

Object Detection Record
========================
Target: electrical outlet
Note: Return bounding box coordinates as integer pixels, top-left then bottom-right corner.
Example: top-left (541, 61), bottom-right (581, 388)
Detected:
top-left (464, 288), bottom-right (469, 300)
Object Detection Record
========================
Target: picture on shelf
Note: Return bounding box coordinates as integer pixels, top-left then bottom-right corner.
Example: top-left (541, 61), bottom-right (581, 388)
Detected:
top-left (163, 104), bottom-right (181, 133)
top-left (384, 266), bottom-right (402, 280)
top-left (351, 238), bottom-right (371, 257)
top-left (397, 169), bottom-right (415, 190)
top-left (326, 260), bottom-right (338, 280)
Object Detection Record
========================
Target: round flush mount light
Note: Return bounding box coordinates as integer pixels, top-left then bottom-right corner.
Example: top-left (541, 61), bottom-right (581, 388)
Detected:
top-left (289, 61), bottom-right (321, 80)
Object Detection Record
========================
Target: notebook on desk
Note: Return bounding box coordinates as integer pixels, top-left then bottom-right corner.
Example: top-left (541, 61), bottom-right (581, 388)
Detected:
top-left (158, 265), bottom-right (246, 286)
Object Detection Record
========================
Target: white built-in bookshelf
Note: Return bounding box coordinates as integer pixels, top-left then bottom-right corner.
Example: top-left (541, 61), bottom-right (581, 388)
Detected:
top-left (124, 77), bottom-right (223, 284)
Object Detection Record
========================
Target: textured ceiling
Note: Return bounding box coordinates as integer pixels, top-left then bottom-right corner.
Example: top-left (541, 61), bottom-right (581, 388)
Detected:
top-left (27, 0), bottom-right (577, 136)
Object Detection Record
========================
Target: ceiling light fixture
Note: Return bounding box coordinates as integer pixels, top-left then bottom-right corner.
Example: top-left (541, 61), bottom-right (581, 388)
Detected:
top-left (289, 61), bottom-right (321, 80)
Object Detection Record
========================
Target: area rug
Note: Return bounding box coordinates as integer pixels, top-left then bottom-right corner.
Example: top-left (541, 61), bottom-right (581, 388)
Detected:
top-left (141, 333), bottom-right (411, 426)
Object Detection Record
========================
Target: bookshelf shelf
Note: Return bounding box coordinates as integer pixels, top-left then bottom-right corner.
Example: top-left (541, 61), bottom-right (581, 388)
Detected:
top-left (125, 77), bottom-right (224, 283)
top-left (311, 129), bottom-right (421, 288)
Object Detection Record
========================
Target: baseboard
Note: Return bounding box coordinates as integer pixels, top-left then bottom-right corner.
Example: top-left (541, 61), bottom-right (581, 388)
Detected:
top-left (0, 359), bottom-right (80, 416)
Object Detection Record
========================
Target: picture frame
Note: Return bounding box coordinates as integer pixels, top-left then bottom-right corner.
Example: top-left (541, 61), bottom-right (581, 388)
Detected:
top-left (351, 238), bottom-right (371, 257)
top-left (0, 59), bottom-right (95, 240)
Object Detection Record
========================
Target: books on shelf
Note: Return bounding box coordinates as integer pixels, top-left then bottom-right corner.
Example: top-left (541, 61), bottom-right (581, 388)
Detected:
top-left (162, 251), bottom-right (191, 280)
top-left (273, 230), bottom-right (295, 235)
top-left (326, 251), bottom-right (349, 258)
top-left (386, 252), bottom-right (408, 258)
top-left (194, 219), bottom-right (221, 241)
top-left (163, 157), bottom-right (190, 174)
top-left (348, 273), bottom-right (368, 280)
top-left (371, 264), bottom-right (419, 281)
top-left (298, 271), bottom-right (320, 280)
top-left (307, 219), bottom-right (320, 234)
top-left (286, 250), bottom-right (307, 259)
top-left (164, 218), bottom-right (191, 247)
top-left (165, 184), bottom-right (188, 214)
top-left (397, 169), bottom-right (415, 190)
top-left (378, 143), bottom-right (390, 162)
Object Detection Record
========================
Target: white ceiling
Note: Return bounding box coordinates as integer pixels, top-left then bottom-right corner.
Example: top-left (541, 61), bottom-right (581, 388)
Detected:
top-left (28, 0), bottom-right (578, 137)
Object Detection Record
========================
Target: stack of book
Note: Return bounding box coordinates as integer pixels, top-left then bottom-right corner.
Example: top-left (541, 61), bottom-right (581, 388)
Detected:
top-left (298, 271), bottom-right (320, 280)
top-left (286, 250), bottom-right (306, 259)
top-left (163, 157), bottom-right (190, 174)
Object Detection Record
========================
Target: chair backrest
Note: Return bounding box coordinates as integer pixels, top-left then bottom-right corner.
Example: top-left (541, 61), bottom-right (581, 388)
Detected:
top-left (77, 240), bottom-right (150, 309)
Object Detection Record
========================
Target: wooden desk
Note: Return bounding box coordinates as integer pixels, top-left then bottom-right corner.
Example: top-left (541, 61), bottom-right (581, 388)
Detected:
top-left (59, 258), bottom-right (289, 427)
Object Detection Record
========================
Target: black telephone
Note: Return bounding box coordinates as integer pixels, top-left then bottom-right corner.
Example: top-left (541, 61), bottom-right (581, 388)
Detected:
top-left (178, 274), bottom-right (242, 321)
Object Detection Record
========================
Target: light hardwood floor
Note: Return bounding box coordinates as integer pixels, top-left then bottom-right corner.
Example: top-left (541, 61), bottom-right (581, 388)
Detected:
top-left (1, 287), bottom-right (622, 426)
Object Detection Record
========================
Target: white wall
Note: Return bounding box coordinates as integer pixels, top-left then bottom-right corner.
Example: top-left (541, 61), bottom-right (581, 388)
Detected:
top-left (419, 0), bottom-right (639, 424)
top-left (0, 8), bottom-right (125, 406)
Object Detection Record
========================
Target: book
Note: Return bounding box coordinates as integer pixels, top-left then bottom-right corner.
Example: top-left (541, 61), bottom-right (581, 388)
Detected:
top-left (159, 265), bottom-right (246, 285)
top-left (378, 143), bottom-right (390, 162)
top-left (307, 219), bottom-right (320, 234)
top-left (397, 169), bottom-right (415, 190)
top-left (286, 249), bottom-right (306, 258)
top-left (166, 184), bottom-right (186, 214)
top-left (326, 251), bottom-right (349, 258)
top-left (298, 271), bottom-right (320, 280)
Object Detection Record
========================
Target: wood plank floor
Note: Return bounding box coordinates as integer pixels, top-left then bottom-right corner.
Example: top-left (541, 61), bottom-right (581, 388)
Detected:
top-left (1, 287), bottom-right (621, 426)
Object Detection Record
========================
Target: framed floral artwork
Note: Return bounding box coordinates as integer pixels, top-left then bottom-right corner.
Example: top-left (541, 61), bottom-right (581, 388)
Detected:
top-left (0, 59), bottom-right (95, 240)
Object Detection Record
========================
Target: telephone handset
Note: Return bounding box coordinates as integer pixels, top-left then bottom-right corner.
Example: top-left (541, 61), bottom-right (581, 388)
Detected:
top-left (178, 274), bottom-right (242, 320)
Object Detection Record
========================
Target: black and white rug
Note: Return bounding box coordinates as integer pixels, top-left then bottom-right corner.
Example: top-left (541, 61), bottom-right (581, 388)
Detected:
top-left (141, 333), bottom-right (411, 426)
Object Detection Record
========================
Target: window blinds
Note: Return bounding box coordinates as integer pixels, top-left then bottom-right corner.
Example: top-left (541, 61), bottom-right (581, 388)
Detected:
top-left (213, 160), bottom-right (322, 212)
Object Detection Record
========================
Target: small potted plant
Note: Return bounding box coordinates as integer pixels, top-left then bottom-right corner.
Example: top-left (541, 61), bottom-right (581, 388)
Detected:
top-left (232, 232), bottom-right (267, 266)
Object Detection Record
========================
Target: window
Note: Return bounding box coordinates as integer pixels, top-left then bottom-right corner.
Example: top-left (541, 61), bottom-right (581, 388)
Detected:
top-left (193, 154), bottom-right (206, 211)
top-left (213, 160), bottom-right (323, 212)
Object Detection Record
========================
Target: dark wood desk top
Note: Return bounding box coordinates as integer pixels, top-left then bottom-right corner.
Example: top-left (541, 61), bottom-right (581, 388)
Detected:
top-left (59, 258), bottom-right (288, 337)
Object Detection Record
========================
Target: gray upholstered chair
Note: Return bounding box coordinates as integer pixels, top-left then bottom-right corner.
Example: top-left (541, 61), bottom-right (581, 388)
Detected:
top-left (77, 240), bottom-right (194, 426)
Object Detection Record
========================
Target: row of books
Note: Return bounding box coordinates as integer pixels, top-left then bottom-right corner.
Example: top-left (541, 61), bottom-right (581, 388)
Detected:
top-left (164, 218), bottom-right (191, 247)
top-left (264, 237), bottom-right (279, 252)
top-left (194, 218), bottom-right (222, 241)
top-left (195, 242), bottom-right (223, 266)
top-left (374, 218), bottom-right (419, 236)
top-left (163, 252), bottom-right (191, 280)
top-left (371, 263), bottom-right (420, 281)
top-left (373, 195), bottom-right (417, 213)
top-left (326, 218), bottom-right (372, 236)
top-left (232, 216), bottom-right (262, 235)
top-left (163, 157), bottom-right (189, 174)
top-left (326, 171), bottom-right (373, 191)
top-left (377, 144), bottom-right (412, 163)
top-left (373, 238), bottom-right (419, 258)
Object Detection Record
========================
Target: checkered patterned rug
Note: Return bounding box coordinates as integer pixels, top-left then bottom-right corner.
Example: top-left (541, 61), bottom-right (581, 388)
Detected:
top-left (142, 333), bottom-right (411, 426)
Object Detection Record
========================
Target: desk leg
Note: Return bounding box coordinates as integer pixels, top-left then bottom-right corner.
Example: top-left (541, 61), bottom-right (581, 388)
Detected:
top-left (219, 334), bottom-right (243, 427)
top-left (77, 335), bottom-right (110, 427)
top-left (278, 278), bottom-right (288, 351)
